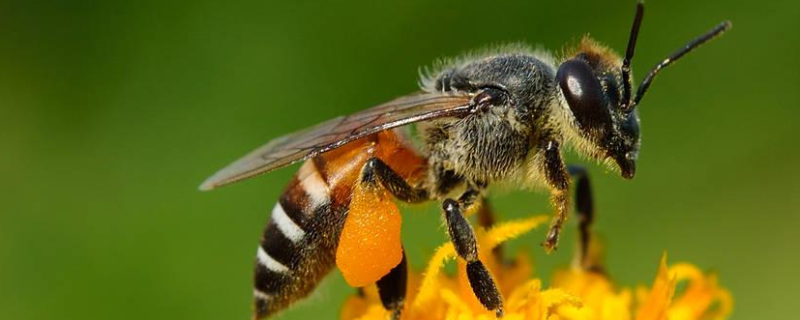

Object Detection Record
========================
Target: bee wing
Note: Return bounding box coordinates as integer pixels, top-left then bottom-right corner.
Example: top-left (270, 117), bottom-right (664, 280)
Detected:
top-left (199, 92), bottom-right (473, 191)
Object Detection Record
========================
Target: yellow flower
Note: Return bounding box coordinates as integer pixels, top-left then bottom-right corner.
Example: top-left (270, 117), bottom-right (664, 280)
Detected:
top-left (340, 216), bottom-right (732, 320)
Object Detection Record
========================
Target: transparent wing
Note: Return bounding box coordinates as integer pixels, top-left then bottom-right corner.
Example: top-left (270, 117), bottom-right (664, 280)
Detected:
top-left (199, 92), bottom-right (473, 190)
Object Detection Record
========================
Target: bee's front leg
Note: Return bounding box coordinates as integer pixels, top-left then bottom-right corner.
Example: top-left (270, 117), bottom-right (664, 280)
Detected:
top-left (443, 186), bottom-right (504, 317)
top-left (541, 140), bottom-right (570, 253)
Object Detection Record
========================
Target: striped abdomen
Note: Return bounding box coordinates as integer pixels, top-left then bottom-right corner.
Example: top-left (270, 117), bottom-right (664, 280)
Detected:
top-left (253, 130), bottom-right (426, 319)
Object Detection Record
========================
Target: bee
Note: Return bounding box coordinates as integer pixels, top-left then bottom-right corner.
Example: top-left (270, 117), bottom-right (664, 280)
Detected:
top-left (200, 2), bottom-right (730, 319)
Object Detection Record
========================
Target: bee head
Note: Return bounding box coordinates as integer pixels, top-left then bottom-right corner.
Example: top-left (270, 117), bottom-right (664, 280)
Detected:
top-left (555, 2), bottom-right (730, 179)
top-left (557, 37), bottom-right (639, 179)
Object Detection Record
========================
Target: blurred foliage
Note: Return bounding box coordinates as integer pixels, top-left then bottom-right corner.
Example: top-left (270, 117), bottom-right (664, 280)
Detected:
top-left (1, 0), bottom-right (798, 319)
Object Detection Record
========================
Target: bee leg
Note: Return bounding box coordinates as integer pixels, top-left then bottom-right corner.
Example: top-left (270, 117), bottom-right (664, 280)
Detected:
top-left (476, 199), bottom-right (495, 228)
top-left (351, 157), bottom-right (424, 316)
top-left (541, 140), bottom-right (570, 253)
top-left (567, 165), bottom-right (602, 272)
top-left (476, 199), bottom-right (505, 262)
top-left (443, 190), bottom-right (504, 317)
top-left (361, 158), bottom-right (429, 203)
top-left (377, 248), bottom-right (408, 320)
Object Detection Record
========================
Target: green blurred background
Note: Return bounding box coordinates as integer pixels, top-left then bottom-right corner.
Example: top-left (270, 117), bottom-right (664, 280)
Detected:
top-left (1, 0), bottom-right (798, 319)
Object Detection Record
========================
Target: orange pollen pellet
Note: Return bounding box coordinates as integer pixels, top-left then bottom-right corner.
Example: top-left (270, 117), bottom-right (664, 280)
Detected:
top-left (336, 183), bottom-right (403, 287)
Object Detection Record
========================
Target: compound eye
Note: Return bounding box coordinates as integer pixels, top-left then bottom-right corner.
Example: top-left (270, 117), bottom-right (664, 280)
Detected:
top-left (556, 59), bottom-right (612, 133)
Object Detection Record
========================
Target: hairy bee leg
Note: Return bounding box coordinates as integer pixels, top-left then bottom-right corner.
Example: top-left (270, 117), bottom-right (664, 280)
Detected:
top-left (476, 199), bottom-right (495, 229)
top-left (361, 158), bottom-right (429, 203)
top-left (476, 199), bottom-right (505, 262)
top-left (377, 249), bottom-right (408, 320)
top-left (443, 198), bottom-right (504, 317)
top-left (567, 165), bottom-right (600, 271)
top-left (542, 141), bottom-right (570, 252)
top-left (348, 157), bottom-right (424, 315)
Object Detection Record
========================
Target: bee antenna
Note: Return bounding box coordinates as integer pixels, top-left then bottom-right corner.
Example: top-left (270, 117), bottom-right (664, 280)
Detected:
top-left (631, 20), bottom-right (732, 109)
top-left (620, 1), bottom-right (644, 111)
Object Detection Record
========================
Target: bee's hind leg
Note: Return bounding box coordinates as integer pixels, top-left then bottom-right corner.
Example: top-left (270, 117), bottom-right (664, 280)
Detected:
top-left (356, 157), bottom-right (428, 318)
top-left (567, 165), bottom-right (602, 272)
top-left (360, 158), bottom-right (429, 203)
top-left (443, 186), bottom-right (504, 317)
top-left (376, 248), bottom-right (408, 320)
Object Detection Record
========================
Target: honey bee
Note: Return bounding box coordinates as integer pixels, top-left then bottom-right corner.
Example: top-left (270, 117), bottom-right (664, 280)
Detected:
top-left (200, 3), bottom-right (730, 319)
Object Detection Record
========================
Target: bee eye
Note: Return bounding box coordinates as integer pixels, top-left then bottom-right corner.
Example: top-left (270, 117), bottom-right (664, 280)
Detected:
top-left (556, 59), bottom-right (612, 133)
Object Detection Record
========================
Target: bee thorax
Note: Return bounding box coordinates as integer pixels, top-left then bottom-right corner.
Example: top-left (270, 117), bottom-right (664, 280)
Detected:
top-left (421, 48), bottom-right (563, 186)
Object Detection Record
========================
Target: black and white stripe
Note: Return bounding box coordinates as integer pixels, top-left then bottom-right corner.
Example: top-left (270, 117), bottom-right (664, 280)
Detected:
top-left (255, 198), bottom-right (307, 274)
top-left (253, 160), bottom-right (340, 319)
top-left (257, 246), bottom-right (288, 273)
top-left (253, 200), bottom-right (304, 317)
top-left (297, 161), bottom-right (331, 208)
top-left (269, 202), bottom-right (305, 243)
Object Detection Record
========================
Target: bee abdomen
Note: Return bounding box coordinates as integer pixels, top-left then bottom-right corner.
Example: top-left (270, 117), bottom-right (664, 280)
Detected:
top-left (252, 161), bottom-right (346, 319)
top-left (252, 132), bottom-right (424, 319)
